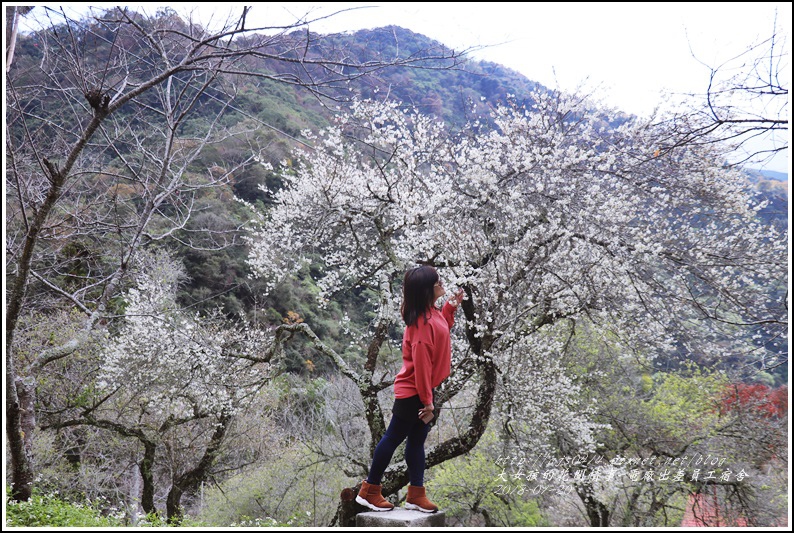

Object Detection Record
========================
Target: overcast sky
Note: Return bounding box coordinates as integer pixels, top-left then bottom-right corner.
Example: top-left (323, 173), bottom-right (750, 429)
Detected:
top-left (15, 2), bottom-right (791, 172)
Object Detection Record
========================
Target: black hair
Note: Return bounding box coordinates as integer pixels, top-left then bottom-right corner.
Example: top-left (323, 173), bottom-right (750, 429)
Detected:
top-left (401, 265), bottom-right (439, 327)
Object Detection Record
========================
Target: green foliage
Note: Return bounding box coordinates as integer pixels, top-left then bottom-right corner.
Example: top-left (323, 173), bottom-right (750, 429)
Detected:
top-left (196, 447), bottom-right (351, 527)
top-left (644, 364), bottom-right (728, 441)
top-left (5, 487), bottom-right (124, 527)
top-left (253, 259), bottom-right (384, 374)
top-left (134, 512), bottom-right (207, 528)
top-left (426, 430), bottom-right (548, 527)
top-left (272, 374), bottom-right (329, 413)
top-left (4, 488), bottom-right (210, 528)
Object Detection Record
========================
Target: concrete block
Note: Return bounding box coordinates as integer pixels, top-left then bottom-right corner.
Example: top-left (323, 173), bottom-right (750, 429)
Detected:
top-left (356, 508), bottom-right (446, 527)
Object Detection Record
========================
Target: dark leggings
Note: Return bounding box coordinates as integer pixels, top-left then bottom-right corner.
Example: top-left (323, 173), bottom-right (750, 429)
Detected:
top-left (366, 414), bottom-right (431, 487)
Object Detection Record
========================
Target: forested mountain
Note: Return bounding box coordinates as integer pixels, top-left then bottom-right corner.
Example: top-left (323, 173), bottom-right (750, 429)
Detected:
top-left (6, 7), bottom-right (787, 528)
top-left (231, 24), bottom-right (545, 131)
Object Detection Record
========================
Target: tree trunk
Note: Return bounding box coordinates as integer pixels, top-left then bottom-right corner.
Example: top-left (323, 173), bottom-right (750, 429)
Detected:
top-left (5, 368), bottom-right (33, 502)
top-left (5, 108), bottom-right (106, 501)
top-left (166, 415), bottom-right (232, 522)
top-left (16, 378), bottom-right (36, 455)
top-left (361, 384), bottom-right (387, 458)
top-left (140, 441), bottom-right (157, 516)
top-left (335, 487), bottom-right (359, 527)
top-left (5, 6), bottom-right (33, 71)
top-left (5, 167), bottom-right (66, 502)
top-left (362, 312), bottom-right (390, 456)
top-left (481, 507), bottom-right (494, 527)
top-left (578, 487), bottom-right (611, 527)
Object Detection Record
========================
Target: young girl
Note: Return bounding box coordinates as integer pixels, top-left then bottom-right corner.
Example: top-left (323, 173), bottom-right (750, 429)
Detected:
top-left (356, 265), bottom-right (464, 513)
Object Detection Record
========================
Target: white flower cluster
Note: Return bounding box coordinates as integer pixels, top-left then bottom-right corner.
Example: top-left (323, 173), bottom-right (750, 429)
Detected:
top-left (98, 253), bottom-right (268, 420)
top-left (245, 93), bottom-right (786, 429)
top-left (496, 330), bottom-right (609, 452)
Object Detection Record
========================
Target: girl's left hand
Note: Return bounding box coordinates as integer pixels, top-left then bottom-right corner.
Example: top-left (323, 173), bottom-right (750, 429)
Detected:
top-left (419, 403), bottom-right (434, 423)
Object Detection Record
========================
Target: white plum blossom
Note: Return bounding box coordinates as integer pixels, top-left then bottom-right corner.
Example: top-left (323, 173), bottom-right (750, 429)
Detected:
top-left (98, 252), bottom-right (270, 420)
top-left (245, 94), bottom-right (787, 455)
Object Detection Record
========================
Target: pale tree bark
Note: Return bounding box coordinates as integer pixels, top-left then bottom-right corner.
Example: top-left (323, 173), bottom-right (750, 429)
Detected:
top-left (5, 5), bottom-right (33, 71)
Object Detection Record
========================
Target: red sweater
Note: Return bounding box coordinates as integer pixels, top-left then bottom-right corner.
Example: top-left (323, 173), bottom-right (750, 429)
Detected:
top-left (394, 302), bottom-right (456, 406)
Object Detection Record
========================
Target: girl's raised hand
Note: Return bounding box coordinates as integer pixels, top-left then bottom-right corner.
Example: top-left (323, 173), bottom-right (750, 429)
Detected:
top-left (450, 288), bottom-right (465, 307)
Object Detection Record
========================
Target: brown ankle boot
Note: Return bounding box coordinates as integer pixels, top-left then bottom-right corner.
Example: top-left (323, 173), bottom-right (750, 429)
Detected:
top-left (405, 484), bottom-right (438, 513)
top-left (355, 480), bottom-right (394, 511)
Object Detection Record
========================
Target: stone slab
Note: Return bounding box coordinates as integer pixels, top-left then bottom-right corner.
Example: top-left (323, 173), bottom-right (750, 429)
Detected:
top-left (356, 508), bottom-right (446, 527)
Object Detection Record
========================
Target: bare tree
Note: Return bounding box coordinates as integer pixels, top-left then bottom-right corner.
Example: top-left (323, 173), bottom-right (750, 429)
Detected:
top-left (4, 5), bottom-right (466, 503)
top-left (33, 249), bottom-right (271, 522)
top-left (5, 6), bottom-right (34, 70)
top-left (655, 18), bottom-right (789, 168)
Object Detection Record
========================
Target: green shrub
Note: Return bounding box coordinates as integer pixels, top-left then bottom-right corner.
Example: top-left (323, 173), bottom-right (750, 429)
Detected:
top-left (5, 487), bottom-right (124, 527)
top-left (196, 447), bottom-right (353, 527)
top-left (5, 488), bottom-right (215, 528)
top-left (426, 430), bottom-right (548, 527)
top-left (135, 512), bottom-right (207, 527)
